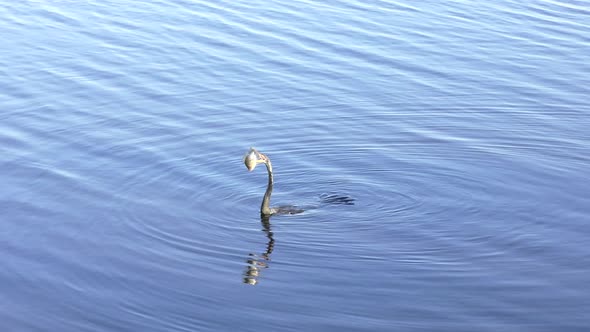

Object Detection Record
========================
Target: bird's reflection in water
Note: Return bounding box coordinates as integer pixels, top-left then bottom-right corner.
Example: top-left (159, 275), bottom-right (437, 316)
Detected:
top-left (243, 215), bottom-right (275, 285)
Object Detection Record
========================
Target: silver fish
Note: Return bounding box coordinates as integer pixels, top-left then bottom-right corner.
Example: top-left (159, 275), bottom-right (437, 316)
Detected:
top-left (244, 148), bottom-right (259, 171)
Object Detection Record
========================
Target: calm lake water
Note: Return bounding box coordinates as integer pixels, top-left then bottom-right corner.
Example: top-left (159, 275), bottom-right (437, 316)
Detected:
top-left (1, 0), bottom-right (589, 331)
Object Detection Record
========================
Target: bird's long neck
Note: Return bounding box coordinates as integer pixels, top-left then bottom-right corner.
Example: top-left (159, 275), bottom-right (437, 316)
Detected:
top-left (261, 160), bottom-right (273, 215)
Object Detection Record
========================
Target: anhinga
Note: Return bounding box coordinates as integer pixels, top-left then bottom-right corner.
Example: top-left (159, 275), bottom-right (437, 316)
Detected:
top-left (244, 147), bottom-right (303, 216)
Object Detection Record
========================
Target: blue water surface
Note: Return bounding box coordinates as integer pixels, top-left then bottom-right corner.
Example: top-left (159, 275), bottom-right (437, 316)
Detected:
top-left (1, 0), bottom-right (589, 331)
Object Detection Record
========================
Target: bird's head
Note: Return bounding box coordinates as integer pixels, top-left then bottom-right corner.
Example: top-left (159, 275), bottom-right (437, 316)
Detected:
top-left (244, 147), bottom-right (269, 171)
